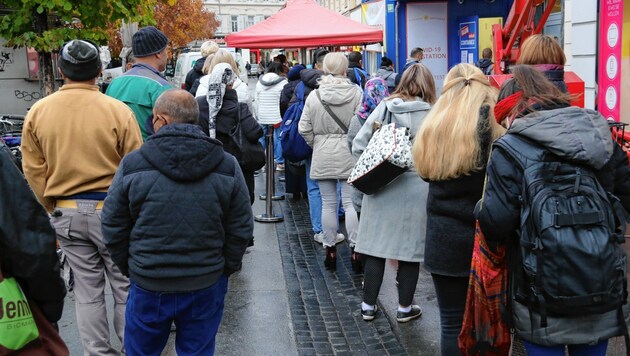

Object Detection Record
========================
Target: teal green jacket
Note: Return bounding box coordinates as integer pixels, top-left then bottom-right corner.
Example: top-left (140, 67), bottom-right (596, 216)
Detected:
top-left (106, 63), bottom-right (172, 140)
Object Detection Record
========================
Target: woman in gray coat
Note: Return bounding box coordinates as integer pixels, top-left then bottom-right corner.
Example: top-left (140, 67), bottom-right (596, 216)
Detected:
top-left (299, 52), bottom-right (363, 269)
top-left (352, 64), bottom-right (436, 323)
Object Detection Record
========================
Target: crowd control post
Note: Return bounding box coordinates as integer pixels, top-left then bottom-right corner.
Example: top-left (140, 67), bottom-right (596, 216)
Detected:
top-left (255, 124), bottom-right (283, 223)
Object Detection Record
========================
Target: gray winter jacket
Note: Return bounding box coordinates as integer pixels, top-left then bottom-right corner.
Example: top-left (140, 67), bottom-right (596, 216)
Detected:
top-left (351, 98), bottom-right (431, 262)
top-left (477, 107), bottom-right (630, 346)
top-left (298, 79), bottom-right (362, 180)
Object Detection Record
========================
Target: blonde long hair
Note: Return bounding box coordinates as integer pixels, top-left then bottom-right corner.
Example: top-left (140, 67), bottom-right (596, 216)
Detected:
top-left (413, 63), bottom-right (504, 180)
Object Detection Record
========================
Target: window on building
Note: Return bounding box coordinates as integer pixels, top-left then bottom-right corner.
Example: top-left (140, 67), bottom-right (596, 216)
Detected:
top-left (247, 15), bottom-right (255, 28)
top-left (231, 15), bottom-right (238, 32)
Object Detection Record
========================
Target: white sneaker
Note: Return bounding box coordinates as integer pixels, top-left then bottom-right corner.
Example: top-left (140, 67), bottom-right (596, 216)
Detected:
top-left (335, 233), bottom-right (345, 244)
top-left (314, 232), bottom-right (324, 244)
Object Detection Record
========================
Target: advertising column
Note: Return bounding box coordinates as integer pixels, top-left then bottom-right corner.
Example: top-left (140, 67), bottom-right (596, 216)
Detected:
top-left (597, 0), bottom-right (624, 121)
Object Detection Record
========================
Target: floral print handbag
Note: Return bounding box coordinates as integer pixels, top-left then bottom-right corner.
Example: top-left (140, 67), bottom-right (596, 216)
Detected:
top-left (348, 108), bottom-right (412, 195)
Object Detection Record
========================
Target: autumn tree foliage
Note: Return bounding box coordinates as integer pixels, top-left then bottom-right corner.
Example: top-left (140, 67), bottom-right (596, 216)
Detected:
top-left (153, 0), bottom-right (220, 49)
top-left (0, 0), bottom-right (160, 95)
top-left (105, 0), bottom-right (219, 60)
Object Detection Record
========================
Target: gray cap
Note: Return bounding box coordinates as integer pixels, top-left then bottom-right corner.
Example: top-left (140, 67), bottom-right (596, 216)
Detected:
top-left (58, 40), bottom-right (102, 81)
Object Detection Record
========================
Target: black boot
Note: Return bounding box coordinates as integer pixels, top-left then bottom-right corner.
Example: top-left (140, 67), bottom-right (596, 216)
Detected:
top-left (351, 246), bottom-right (363, 273)
top-left (324, 246), bottom-right (337, 270)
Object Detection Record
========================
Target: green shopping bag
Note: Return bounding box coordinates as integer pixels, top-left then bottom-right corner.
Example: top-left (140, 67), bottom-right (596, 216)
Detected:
top-left (0, 270), bottom-right (39, 350)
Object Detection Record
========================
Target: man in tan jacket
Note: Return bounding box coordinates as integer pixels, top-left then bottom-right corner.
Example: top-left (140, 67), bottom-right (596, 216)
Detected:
top-left (21, 39), bottom-right (143, 355)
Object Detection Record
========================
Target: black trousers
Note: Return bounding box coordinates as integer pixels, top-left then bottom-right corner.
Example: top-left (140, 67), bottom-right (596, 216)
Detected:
top-left (243, 170), bottom-right (255, 205)
top-left (362, 255), bottom-right (420, 307)
top-left (431, 273), bottom-right (469, 356)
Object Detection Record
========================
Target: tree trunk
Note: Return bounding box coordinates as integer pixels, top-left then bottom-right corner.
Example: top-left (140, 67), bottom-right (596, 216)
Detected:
top-left (34, 9), bottom-right (55, 97)
top-left (40, 51), bottom-right (55, 96)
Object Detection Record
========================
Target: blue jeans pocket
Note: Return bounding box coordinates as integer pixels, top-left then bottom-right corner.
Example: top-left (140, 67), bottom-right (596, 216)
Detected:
top-left (131, 284), bottom-right (162, 324)
top-left (191, 276), bottom-right (227, 320)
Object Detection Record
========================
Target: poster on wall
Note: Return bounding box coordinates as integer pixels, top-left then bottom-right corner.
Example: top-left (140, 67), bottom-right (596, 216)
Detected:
top-left (597, 0), bottom-right (623, 122)
top-left (459, 16), bottom-right (478, 65)
top-left (406, 2), bottom-right (448, 92)
top-left (363, 0), bottom-right (385, 53)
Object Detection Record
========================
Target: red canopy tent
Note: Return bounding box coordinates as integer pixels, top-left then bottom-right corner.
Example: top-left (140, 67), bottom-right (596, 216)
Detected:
top-left (224, 0), bottom-right (383, 49)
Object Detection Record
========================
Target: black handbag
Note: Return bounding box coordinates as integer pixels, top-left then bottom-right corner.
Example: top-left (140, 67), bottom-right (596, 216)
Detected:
top-left (228, 110), bottom-right (265, 172)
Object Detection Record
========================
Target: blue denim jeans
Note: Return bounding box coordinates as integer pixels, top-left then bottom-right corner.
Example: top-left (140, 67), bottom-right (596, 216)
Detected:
top-left (259, 125), bottom-right (283, 164)
top-left (522, 340), bottom-right (608, 356)
top-left (125, 276), bottom-right (228, 356)
top-left (259, 125), bottom-right (267, 149)
top-left (305, 157), bottom-right (322, 233)
top-left (274, 127), bottom-right (283, 164)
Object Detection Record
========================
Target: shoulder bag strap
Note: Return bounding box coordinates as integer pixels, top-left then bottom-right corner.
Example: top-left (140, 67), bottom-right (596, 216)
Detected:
top-left (316, 90), bottom-right (348, 134)
top-left (384, 107), bottom-right (392, 124)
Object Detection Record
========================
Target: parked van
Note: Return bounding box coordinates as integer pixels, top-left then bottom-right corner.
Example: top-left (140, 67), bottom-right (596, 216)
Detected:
top-left (171, 51), bottom-right (202, 89)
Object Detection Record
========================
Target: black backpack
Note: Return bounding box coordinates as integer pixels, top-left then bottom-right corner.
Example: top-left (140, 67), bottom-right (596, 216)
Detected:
top-left (494, 134), bottom-right (629, 330)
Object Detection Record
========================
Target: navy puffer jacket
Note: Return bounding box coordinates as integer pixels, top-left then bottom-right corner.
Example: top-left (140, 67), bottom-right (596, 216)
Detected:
top-left (102, 123), bottom-right (253, 292)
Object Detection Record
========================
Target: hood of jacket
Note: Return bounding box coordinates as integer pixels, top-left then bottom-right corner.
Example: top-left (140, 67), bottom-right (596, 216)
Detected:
top-left (300, 69), bottom-right (324, 89)
top-left (259, 73), bottom-right (286, 88)
top-left (193, 57), bottom-right (206, 74)
top-left (508, 107), bottom-right (614, 169)
top-left (140, 123), bottom-right (225, 181)
top-left (382, 97), bottom-right (432, 134)
top-left (477, 58), bottom-right (492, 69)
top-left (376, 67), bottom-right (395, 79)
top-left (317, 81), bottom-right (362, 106)
top-left (384, 97), bottom-right (431, 114)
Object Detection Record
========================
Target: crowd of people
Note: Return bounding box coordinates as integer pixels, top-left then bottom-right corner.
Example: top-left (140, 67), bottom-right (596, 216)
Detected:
top-left (2, 27), bottom-right (630, 356)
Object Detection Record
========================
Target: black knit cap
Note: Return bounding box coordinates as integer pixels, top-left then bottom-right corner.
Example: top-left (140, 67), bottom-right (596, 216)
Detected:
top-left (132, 26), bottom-right (168, 57)
top-left (58, 40), bottom-right (102, 81)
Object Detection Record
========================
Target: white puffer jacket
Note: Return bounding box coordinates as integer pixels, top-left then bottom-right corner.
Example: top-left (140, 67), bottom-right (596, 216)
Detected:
top-left (298, 78), bottom-right (362, 180)
top-left (254, 73), bottom-right (287, 125)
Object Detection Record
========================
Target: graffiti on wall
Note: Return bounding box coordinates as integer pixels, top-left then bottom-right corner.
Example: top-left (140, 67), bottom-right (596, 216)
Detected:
top-left (0, 51), bottom-right (14, 71)
top-left (14, 90), bottom-right (41, 102)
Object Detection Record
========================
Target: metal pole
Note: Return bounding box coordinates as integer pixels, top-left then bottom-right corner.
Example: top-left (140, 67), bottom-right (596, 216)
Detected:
top-left (255, 125), bottom-right (283, 223)
top-left (258, 125), bottom-right (284, 201)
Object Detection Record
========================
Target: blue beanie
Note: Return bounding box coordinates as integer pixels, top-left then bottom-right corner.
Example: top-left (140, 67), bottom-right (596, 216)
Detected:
top-left (287, 64), bottom-right (305, 81)
top-left (132, 26), bottom-right (168, 57)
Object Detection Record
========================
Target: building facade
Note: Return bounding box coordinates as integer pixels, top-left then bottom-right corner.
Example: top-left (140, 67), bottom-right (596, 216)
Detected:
top-left (203, 0), bottom-right (284, 38)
